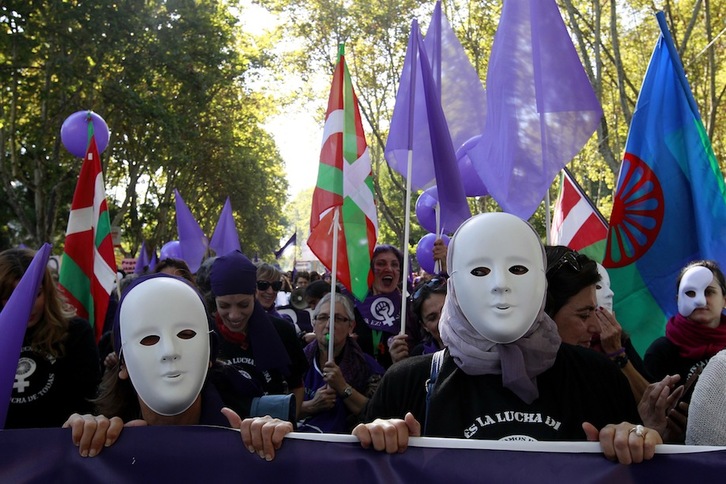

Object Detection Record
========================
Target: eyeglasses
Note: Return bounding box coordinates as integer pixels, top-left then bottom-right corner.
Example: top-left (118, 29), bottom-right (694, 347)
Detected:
top-left (412, 278), bottom-right (447, 303)
top-left (547, 250), bottom-right (581, 275)
top-left (257, 280), bottom-right (283, 291)
top-left (314, 314), bottom-right (352, 324)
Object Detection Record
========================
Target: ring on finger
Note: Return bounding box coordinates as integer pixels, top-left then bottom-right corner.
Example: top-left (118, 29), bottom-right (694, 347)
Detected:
top-left (628, 424), bottom-right (646, 439)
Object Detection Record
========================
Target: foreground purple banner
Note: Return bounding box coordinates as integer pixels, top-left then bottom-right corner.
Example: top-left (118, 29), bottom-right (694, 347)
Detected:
top-left (0, 427), bottom-right (724, 483)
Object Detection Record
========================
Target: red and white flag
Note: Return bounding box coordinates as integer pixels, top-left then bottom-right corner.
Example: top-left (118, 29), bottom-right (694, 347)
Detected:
top-left (550, 169), bottom-right (608, 262)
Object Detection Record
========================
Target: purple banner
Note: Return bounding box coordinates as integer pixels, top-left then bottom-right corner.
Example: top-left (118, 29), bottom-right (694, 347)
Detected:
top-left (355, 294), bottom-right (401, 334)
top-left (0, 427), bottom-right (725, 483)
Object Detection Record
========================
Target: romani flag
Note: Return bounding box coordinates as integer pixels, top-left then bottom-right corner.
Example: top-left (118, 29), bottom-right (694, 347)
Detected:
top-left (550, 168), bottom-right (608, 262)
top-left (308, 44), bottom-right (378, 302)
top-left (602, 12), bottom-right (726, 354)
top-left (59, 126), bottom-right (117, 342)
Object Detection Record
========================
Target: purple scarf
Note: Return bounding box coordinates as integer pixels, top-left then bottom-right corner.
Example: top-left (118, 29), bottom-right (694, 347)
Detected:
top-left (439, 278), bottom-right (561, 404)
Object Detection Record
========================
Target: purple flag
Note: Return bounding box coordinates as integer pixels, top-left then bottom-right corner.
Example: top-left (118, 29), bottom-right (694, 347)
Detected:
top-left (386, 20), bottom-right (471, 234)
top-left (467, 0), bottom-right (603, 220)
top-left (0, 243), bottom-right (51, 428)
top-left (386, 3), bottom-right (487, 192)
top-left (149, 250), bottom-right (158, 272)
top-left (174, 189), bottom-right (208, 273)
top-left (209, 198), bottom-right (241, 257)
top-left (133, 241), bottom-right (149, 275)
top-left (274, 232), bottom-right (297, 259)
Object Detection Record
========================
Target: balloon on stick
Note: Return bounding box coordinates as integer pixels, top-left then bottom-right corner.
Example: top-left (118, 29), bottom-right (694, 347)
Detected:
top-left (60, 110), bottom-right (110, 158)
top-left (455, 135), bottom-right (488, 197)
top-left (416, 233), bottom-right (451, 275)
top-left (160, 240), bottom-right (183, 260)
top-left (415, 186), bottom-right (439, 234)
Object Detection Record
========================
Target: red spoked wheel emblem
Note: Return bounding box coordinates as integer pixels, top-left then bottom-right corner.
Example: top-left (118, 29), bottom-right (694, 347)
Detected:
top-left (602, 153), bottom-right (665, 268)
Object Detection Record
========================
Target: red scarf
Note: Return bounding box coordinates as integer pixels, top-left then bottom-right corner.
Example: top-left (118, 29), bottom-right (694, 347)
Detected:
top-left (215, 313), bottom-right (248, 350)
top-left (665, 313), bottom-right (726, 360)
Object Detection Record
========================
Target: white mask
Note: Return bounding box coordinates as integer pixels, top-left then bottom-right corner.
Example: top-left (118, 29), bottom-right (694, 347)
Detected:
top-left (595, 263), bottom-right (614, 312)
top-left (120, 277), bottom-right (210, 416)
top-left (449, 213), bottom-right (546, 343)
top-left (678, 266), bottom-right (713, 317)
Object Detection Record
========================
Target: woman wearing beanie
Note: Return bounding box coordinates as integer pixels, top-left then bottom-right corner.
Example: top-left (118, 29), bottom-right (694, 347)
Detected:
top-left (210, 250), bottom-right (308, 419)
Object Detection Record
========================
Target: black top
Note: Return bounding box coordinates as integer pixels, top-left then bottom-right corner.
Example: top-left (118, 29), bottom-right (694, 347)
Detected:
top-left (645, 336), bottom-right (710, 388)
top-left (217, 316), bottom-right (308, 395)
top-left (6, 318), bottom-right (101, 429)
top-left (364, 344), bottom-right (640, 441)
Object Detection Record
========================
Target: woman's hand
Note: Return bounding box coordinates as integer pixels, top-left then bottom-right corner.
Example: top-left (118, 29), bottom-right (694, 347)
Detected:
top-left (63, 413), bottom-right (138, 457)
top-left (637, 374), bottom-right (683, 437)
top-left (322, 361), bottom-right (347, 394)
top-left (388, 334), bottom-right (410, 364)
top-left (583, 421), bottom-right (662, 464)
top-left (595, 308), bottom-right (623, 354)
top-left (305, 385), bottom-right (337, 414)
top-left (353, 412), bottom-right (421, 454)
top-left (222, 409), bottom-right (293, 462)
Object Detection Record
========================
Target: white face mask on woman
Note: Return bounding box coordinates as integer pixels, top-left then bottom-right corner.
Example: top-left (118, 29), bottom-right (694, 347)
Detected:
top-left (120, 277), bottom-right (210, 416)
top-left (678, 266), bottom-right (714, 317)
top-left (596, 263), bottom-right (614, 312)
top-left (449, 213), bottom-right (546, 344)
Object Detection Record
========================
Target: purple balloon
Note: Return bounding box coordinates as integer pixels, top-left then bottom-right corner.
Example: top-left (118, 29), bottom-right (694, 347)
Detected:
top-left (417, 233), bottom-right (448, 275)
top-left (60, 111), bottom-right (110, 158)
top-left (160, 240), bottom-right (183, 260)
top-left (415, 186), bottom-right (439, 234)
top-left (456, 135), bottom-right (488, 197)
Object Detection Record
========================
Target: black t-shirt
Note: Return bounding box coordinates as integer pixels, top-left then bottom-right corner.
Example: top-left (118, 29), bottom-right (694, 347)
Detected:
top-left (364, 344), bottom-right (640, 441)
top-left (217, 316), bottom-right (308, 396)
top-left (6, 318), bottom-right (101, 429)
top-left (644, 336), bottom-right (710, 387)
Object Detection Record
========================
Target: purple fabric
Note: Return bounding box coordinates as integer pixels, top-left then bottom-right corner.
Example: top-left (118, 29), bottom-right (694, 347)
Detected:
top-left (149, 250), bottom-right (158, 272)
top-left (174, 189), bottom-right (208, 273)
top-left (209, 198), bottom-right (241, 257)
top-left (134, 241), bottom-right (149, 275)
top-left (355, 293), bottom-right (402, 335)
top-left (467, 0), bottom-right (602, 220)
top-left (0, 243), bottom-right (51, 428)
top-left (386, 4), bottom-right (487, 191)
top-left (210, 250), bottom-right (257, 296)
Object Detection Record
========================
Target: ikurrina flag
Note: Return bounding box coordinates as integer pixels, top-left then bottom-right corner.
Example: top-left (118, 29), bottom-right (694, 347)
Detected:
top-left (550, 168), bottom-right (608, 263)
top-left (602, 12), bottom-right (726, 355)
top-left (59, 130), bottom-right (117, 342)
top-left (308, 45), bottom-right (378, 302)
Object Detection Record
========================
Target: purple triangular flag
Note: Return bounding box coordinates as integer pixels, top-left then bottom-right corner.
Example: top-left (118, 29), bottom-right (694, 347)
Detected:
top-left (467, 0), bottom-right (602, 219)
top-left (174, 189), bottom-right (208, 273)
top-left (134, 241), bottom-right (149, 275)
top-left (417, 27), bottom-right (471, 233)
top-left (386, 4), bottom-right (487, 193)
top-left (209, 198), bottom-right (241, 257)
top-left (149, 250), bottom-right (158, 272)
top-left (0, 243), bottom-right (51, 428)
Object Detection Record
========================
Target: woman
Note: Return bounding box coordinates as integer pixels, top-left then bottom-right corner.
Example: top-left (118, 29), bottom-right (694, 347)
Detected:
top-left (410, 277), bottom-right (446, 356)
top-left (154, 257), bottom-right (195, 283)
top-left (63, 273), bottom-right (292, 460)
top-left (0, 248), bottom-right (100, 428)
top-left (298, 293), bottom-right (384, 433)
top-left (645, 260), bottom-right (726, 385)
top-left (210, 250), bottom-right (308, 419)
top-left (352, 213), bottom-right (659, 465)
top-left (255, 262), bottom-right (287, 319)
top-left (352, 245), bottom-right (420, 368)
top-left (544, 247), bottom-right (652, 402)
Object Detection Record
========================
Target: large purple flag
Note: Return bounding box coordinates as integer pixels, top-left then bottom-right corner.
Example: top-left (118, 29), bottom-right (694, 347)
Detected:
top-left (386, 19), bottom-right (471, 234)
top-left (209, 197), bottom-right (241, 257)
top-left (467, 0), bottom-right (602, 220)
top-left (133, 240), bottom-right (149, 275)
top-left (0, 243), bottom-right (51, 428)
top-left (386, 2), bottom-right (487, 191)
top-left (174, 189), bottom-right (208, 273)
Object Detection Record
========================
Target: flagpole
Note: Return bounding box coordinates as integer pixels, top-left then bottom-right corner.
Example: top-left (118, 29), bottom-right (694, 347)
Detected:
top-left (545, 181), bottom-right (552, 245)
top-left (655, 12), bottom-right (701, 118)
top-left (434, 202), bottom-right (441, 274)
top-left (327, 208), bottom-right (340, 362)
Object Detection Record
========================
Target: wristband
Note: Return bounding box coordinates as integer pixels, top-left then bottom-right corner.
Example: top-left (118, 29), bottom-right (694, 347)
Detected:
top-left (606, 347), bottom-right (626, 358)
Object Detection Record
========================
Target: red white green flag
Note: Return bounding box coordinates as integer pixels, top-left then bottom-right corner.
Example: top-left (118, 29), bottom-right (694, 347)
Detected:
top-left (59, 127), bottom-right (117, 342)
top-left (308, 45), bottom-right (378, 302)
top-left (550, 168), bottom-right (608, 262)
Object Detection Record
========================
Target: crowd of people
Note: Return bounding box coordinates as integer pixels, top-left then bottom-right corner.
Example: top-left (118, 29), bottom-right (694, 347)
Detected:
top-left (3, 211), bottom-right (726, 466)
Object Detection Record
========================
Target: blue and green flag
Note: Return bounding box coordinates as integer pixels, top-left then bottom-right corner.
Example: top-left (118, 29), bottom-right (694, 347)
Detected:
top-left (603, 12), bottom-right (726, 355)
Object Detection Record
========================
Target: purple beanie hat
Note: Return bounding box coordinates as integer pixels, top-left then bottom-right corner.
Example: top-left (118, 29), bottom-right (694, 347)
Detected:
top-left (210, 250), bottom-right (257, 296)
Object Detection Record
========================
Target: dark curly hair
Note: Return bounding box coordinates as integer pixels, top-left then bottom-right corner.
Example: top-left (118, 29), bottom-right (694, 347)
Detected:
top-left (544, 246), bottom-right (600, 318)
